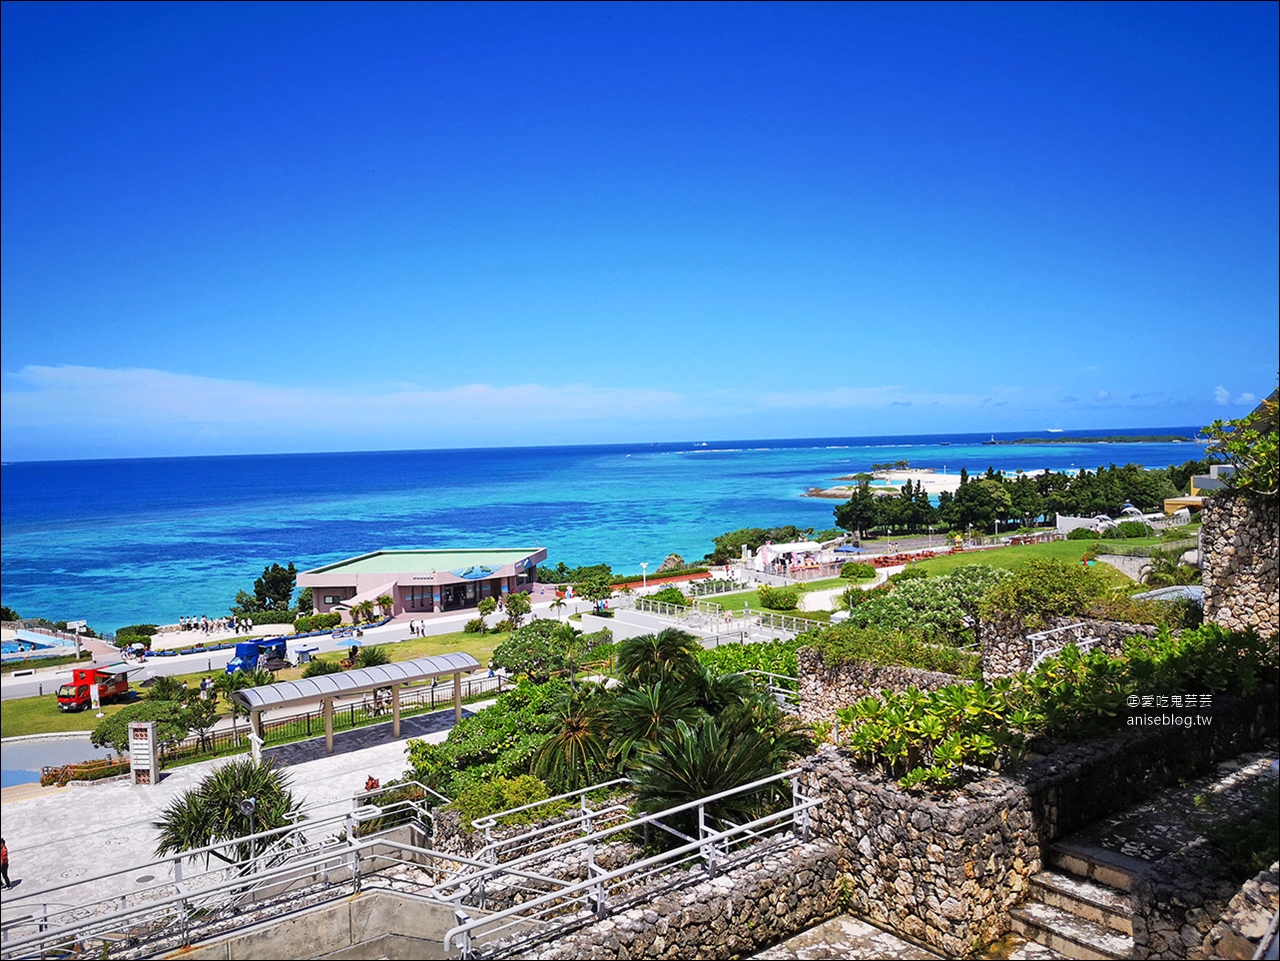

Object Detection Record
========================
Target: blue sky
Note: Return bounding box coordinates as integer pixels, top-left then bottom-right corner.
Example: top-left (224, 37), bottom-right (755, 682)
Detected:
top-left (2, 1), bottom-right (1276, 461)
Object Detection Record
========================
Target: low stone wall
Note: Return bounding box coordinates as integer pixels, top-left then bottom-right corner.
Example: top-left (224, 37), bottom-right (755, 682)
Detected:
top-left (510, 840), bottom-right (846, 960)
top-left (980, 616), bottom-right (1158, 678)
top-left (798, 752), bottom-right (1038, 957)
top-left (796, 647), bottom-right (966, 726)
top-left (1131, 841), bottom-right (1247, 960)
top-left (1199, 861), bottom-right (1279, 960)
top-left (1202, 493), bottom-right (1280, 636)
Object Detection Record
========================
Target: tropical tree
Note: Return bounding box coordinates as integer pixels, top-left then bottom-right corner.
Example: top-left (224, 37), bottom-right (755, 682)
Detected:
top-left (478, 597), bottom-right (498, 617)
top-left (504, 590), bottom-right (532, 628)
top-left (212, 671), bottom-right (253, 739)
top-left (615, 628), bottom-right (701, 685)
top-left (354, 644), bottom-right (391, 669)
top-left (549, 596), bottom-right (566, 620)
top-left (534, 686), bottom-right (610, 791)
top-left (375, 594), bottom-right (394, 618)
top-left (630, 711), bottom-right (797, 843)
top-left (90, 699), bottom-right (194, 756)
top-left (146, 675), bottom-right (191, 702)
top-left (153, 758), bottom-right (305, 867)
top-left (834, 483), bottom-right (880, 539)
top-left (354, 599), bottom-right (376, 624)
top-left (574, 569), bottom-right (614, 614)
top-left (609, 679), bottom-right (701, 766)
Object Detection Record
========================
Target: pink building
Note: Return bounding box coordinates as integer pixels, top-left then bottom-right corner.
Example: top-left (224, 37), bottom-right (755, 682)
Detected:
top-left (297, 547), bottom-right (547, 619)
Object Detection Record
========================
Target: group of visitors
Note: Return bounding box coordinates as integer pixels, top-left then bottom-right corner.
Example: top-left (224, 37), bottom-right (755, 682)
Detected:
top-left (178, 615), bottom-right (253, 635)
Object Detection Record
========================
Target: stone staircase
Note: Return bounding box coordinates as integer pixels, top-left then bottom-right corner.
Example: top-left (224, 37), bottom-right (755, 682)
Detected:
top-left (1011, 841), bottom-right (1146, 960)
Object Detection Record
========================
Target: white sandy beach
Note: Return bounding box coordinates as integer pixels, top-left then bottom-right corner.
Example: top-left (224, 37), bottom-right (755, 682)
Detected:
top-left (808, 467), bottom-right (1057, 499)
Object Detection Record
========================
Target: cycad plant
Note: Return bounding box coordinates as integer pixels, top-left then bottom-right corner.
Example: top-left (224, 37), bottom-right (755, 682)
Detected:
top-left (534, 686), bottom-right (609, 791)
top-left (615, 628), bottom-right (701, 685)
top-left (630, 711), bottom-right (791, 842)
top-left (153, 757), bottom-right (305, 868)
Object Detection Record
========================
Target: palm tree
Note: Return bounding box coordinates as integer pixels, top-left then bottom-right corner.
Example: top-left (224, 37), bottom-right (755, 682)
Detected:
top-left (550, 596), bottom-right (566, 621)
top-left (630, 714), bottom-right (789, 844)
top-left (534, 686), bottom-right (609, 791)
top-left (212, 671), bottom-right (252, 740)
top-left (354, 644), bottom-right (390, 669)
top-left (615, 628), bottom-right (701, 685)
top-left (355, 599), bottom-right (376, 624)
top-left (609, 679), bottom-right (701, 768)
top-left (153, 758), bottom-right (305, 868)
top-left (375, 594), bottom-right (394, 619)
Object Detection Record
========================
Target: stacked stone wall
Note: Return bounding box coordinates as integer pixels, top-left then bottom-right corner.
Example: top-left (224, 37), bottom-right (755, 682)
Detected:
top-left (796, 647), bottom-right (966, 726)
top-left (981, 616), bottom-right (1158, 678)
top-left (1198, 861), bottom-right (1279, 960)
top-left (798, 753), bottom-right (1039, 956)
top-left (509, 841), bottom-right (845, 960)
top-left (1202, 494), bottom-right (1280, 636)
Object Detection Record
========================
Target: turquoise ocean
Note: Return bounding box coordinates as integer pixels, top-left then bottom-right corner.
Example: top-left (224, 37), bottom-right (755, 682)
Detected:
top-left (1, 428), bottom-right (1206, 633)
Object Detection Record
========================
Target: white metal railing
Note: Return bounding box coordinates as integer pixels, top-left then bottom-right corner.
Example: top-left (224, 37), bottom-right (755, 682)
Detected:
top-left (440, 768), bottom-right (820, 958)
top-left (1026, 623), bottom-right (1102, 669)
top-left (1, 771), bottom-right (820, 960)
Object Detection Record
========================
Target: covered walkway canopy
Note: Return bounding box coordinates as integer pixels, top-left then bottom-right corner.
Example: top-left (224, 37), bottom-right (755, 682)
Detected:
top-left (231, 652), bottom-right (481, 760)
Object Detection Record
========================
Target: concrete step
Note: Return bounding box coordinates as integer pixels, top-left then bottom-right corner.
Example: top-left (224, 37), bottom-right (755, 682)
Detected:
top-left (1011, 901), bottom-right (1134, 961)
top-left (1048, 841), bottom-right (1151, 893)
top-left (1029, 871), bottom-right (1133, 936)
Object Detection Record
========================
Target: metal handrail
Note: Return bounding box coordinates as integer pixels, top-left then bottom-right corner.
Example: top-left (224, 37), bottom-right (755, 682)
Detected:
top-left (443, 782), bottom-right (821, 954)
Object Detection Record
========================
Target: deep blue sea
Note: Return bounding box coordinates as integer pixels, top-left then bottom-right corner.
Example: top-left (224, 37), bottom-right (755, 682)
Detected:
top-left (1, 428), bottom-right (1206, 632)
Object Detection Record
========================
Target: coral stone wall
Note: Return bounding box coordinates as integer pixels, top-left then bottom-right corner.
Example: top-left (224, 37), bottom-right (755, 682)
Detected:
top-left (1202, 494), bottom-right (1280, 636)
top-left (1198, 861), bottom-right (1280, 961)
top-left (796, 647), bottom-right (967, 725)
top-left (980, 616), bottom-right (1158, 679)
top-left (510, 841), bottom-right (846, 960)
top-left (798, 753), bottom-right (1039, 957)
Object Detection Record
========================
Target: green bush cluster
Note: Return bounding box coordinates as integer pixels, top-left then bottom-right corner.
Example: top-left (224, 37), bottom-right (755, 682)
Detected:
top-left (978, 559), bottom-right (1107, 627)
top-left (756, 585), bottom-right (801, 611)
top-left (245, 609), bottom-right (303, 625)
top-left (800, 624), bottom-right (982, 679)
top-left (301, 657), bottom-right (344, 678)
top-left (648, 585), bottom-right (691, 606)
top-left (294, 612), bottom-right (343, 633)
top-left (842, 565), bottom-right (1013, 644)
top-left (697, 638), bottom-right (802, 680)
top-left (450, 774), bottom-right (565, 827)
top-left (1067, 527), bottom-right (1098, 540)
top-left (464, 617), bottom-right (488, 634)
top-left (837, 623), bottom-right (1278, 792)
top-left (405, 679), bottom-right (570, 801)
top-left (840, 562), bottom-right (877, 580)
top-left (1102, 520), bottom-right (1152, 539)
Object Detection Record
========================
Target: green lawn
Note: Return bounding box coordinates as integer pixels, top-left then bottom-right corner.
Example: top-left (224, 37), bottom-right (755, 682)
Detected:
top-left (912, 541), bottom-right (1134, 586)
top-left (0, 629), bottom-right (508, 740)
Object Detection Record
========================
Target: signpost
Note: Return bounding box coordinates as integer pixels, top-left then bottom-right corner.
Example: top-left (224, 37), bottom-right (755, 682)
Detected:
top-left (130, 721), bottom-right (159, 786)
top-left (67, 619), bottom-right (87, 659)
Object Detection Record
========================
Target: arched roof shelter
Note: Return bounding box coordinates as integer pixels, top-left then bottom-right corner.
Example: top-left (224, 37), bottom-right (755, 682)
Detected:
top-left (232, 652), bottom-right (481, 760)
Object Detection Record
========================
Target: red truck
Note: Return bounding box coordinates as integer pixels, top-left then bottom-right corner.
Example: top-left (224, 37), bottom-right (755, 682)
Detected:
top-left (56, 665), bottom-right (130, 712)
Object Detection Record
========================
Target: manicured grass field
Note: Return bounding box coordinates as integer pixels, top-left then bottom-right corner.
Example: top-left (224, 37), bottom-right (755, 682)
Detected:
top-left (0, 629), bottom-right (509, 740)
top-left (912, 541), bottom-right (1134, 587)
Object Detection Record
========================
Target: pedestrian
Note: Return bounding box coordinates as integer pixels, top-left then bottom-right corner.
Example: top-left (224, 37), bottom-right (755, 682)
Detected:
top-left (1, 837), bottom-right (12, 888)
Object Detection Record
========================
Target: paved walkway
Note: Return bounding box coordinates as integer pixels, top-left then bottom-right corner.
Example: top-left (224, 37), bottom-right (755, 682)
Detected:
top-left (0, 705), bottom-right (479, 909)
top-left (750, 915), bottom-right (940, 959)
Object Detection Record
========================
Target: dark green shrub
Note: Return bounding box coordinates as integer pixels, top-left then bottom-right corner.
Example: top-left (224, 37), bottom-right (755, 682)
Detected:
top-left (648, 586), bottom-right (690, 607)
top-left (464, 617), bottom-right (487, 634)
top-left (757, 585), bottom-right (800, 611)
top-left (116, 624), bottom-right (159, 637)
top-left (1067, 527), bottom-right (1097, 540)
top-left (888, 567), bottom-right (928, 584)
top-left (450, 774), bottom-right (562, 827)
top-left (840, 562), bottom-right (876, 580)
top-left (354, 645), bottom-right (391, 669)
top-left (302, 658), bottom-right (344, 678)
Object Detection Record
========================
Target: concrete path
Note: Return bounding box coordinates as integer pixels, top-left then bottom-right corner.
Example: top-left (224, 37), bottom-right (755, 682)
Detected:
top-left (0, 705), bottom-right (479, 909)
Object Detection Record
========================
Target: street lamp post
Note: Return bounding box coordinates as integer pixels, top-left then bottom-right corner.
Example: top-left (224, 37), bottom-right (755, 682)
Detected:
top-left (639, 562), bottom-right (648, 589)
top-left (239, 797), bottom-right (257, 869)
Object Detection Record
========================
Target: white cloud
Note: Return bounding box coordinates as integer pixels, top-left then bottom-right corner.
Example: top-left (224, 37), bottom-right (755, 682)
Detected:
top-left (1235, 392), bottom-right (1256, 404)
top-left (1214, 385), bottom-right (1230, 404)
top-left (1096, 389), bottom-right (1111, 401)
